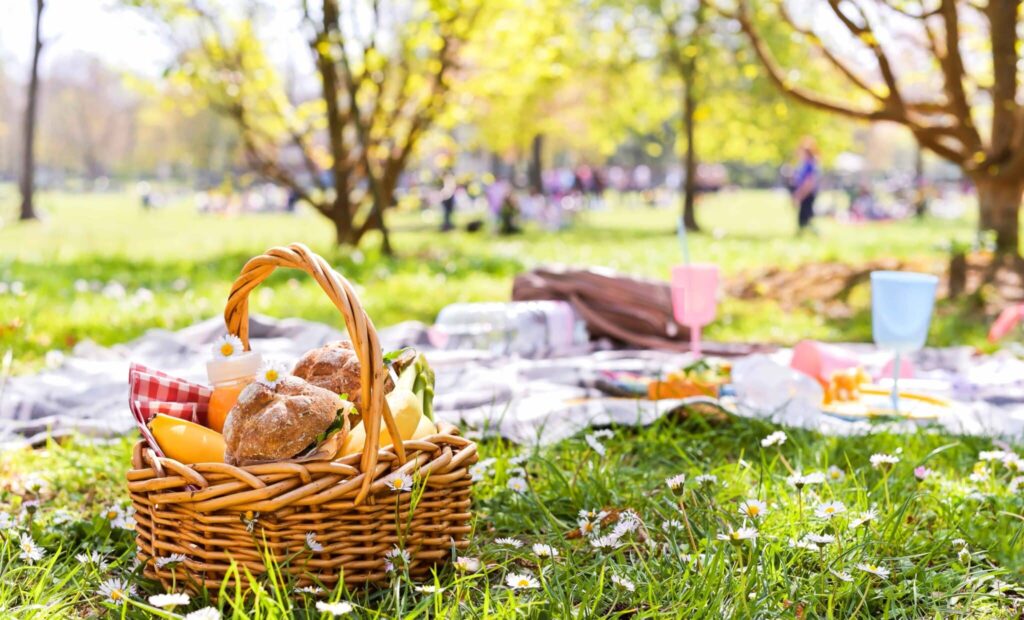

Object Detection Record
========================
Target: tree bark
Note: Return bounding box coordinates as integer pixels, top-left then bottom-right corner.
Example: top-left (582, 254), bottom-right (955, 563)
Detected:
top-left (975, 175), bottom-right (1023, 254)
top-left (681, 68), bottom-right (700, 232)
top-left (19, 0), bottom-right (44, 221)
top-left (914, 146), bottom-right (927, 218)
top-left (528, 133), bottom-right (544, 194)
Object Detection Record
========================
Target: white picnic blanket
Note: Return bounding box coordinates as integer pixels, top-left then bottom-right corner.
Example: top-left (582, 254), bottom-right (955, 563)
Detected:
top-left (4, 315), bottom-right (1024, 450)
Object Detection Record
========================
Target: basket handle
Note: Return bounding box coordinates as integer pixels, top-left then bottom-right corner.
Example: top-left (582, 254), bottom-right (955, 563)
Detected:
top-left (223, 243), bottom-right (406, 505)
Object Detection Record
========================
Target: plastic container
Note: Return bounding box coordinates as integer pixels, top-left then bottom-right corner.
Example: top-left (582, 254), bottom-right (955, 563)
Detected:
top-left (205, 351), bottom-right (263, 432)
top-left (431, 301), bottom-right (588, 358)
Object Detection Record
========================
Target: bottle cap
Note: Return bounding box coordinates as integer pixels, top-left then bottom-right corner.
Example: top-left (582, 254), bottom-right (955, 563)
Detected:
top-left (207, 351), bottom-right (263, 385)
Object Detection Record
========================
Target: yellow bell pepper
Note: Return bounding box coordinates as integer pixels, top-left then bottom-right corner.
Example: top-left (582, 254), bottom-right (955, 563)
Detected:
top-left (149, 414), bottom-right (225, 464)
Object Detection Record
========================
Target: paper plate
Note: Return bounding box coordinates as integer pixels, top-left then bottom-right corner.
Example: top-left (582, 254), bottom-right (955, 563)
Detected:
top-left (822, 386), bottom-right (948, 421)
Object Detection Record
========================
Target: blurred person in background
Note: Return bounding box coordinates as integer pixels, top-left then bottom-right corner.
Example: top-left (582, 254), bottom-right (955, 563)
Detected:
top-left (791, 136), bottom-right (820, 234)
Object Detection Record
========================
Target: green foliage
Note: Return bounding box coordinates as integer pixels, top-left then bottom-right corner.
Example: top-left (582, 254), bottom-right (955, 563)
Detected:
top-left (2, 412), bottom-right (1024, 616)
top-left (0, 184), bottom-right (986, 374)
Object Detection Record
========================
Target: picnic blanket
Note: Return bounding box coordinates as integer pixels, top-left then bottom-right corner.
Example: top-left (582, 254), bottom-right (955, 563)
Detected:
top-left (4, 315), bottom-right (1024, 450)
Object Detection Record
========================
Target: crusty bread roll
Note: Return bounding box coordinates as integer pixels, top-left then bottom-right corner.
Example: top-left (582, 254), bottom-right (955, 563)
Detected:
top-left (292, 341), bottom-right (364, 405)
top-left (223, 376), bottom-right (339, 465)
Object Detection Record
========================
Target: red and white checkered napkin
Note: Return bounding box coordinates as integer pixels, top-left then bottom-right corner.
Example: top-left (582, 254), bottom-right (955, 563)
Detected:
top-left (128, 363), bottom-right (212, 456)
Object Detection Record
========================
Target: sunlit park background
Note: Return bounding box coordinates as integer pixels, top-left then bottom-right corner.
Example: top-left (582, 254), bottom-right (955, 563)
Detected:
top-left (5, 0), bottom-right (1024, 618)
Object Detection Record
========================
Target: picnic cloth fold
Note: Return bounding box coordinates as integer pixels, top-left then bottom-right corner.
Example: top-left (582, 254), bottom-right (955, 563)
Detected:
top-left (5, 314), bottom-right (1024, 451)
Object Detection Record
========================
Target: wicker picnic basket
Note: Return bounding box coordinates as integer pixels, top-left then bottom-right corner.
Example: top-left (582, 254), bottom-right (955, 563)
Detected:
top-left (127, 243), bottom-right (477, 593)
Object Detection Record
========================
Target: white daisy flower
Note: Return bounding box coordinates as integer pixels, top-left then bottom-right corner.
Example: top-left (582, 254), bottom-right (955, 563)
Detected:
top-left (849, 509), bottom-right (878, 529)
top-left (856, 562), bottom-right (891, 578)
top-left (584, 433), bottom-right (607, 456)
top-left (454, 556), bottom-right (481, 572)
top-left (662, 519), bottom-right (683, 532)
top-left (385, 546), bottom-right (410, 565)
top-left (213, 334), bottom-right (244, 359)
top-left (97, 577), bottom-right (136, 603)
top-left (148, 592), bottom-right (190, 608)
top-left (578, 518), bottom-right (599, 537)
top-left (305, 532), bottom-right (324, 552)
top-left (185, 608), bottom-right (221, 620)
top-left (590, 535), bottom-right (620, 549)
top-left (695, 474), bottom-right (717, 485)
top-left (831, 570), bottom-right (854, 582)
top-left (611, 574), bottom-right (635, 592)
top-left (1003, 454), bottom-right (1023, 471)
top-left (869, 453), bottom-right (899, 469)
top-left (969, 463), bottom-right (990, 483)
top-left (957, 547), bottom-right (972, 563)
top-left (787, 472), bottom-right (825, 489)
top-left (717, 527), bottom-right (758, 543)
top-left (297, 585), bottom-right (324, 595)
top-left (532, 543), bottom-right (558, 558)
top-left (155, 553), bottom-right (187, 568)
top-left (75, 550), bottom-right (109, 570)
top-left (256, 360), bottom-right (289, 389)
top-left (739, 499), bottom-right (768, 519)
top-left (386, 473), bottom-right (413, 493)
top-left (761, 431), bottom-right (787, 447)
top-left (805, 533), bottom-right (836, 545)
top-left (469, 463), bottom-right (490, 482)
top-left (315, 601), bottom-right (354, 615)
top-left (665, 474), bottom-right (687, 490)
top-left (815, 500), bottom-right (846, 520)
top-left (610, 512), bottom-right (641, 539)
top-left (507, 467), bottom-right (527, 478)
top-left (509, 454), bottom-right (529, 466)
top-left (507, 477), bottom-right (528, 494)
top-left (951, 538), bottom-right (967, 547)
top-left (979, 450), bottom-right (1008, 462)
top-left (415, 584), bottom-right (444, 593)
top-left (495, 537), bottom-right (523, 548)
top-left (506, 572), bottom-right (540, 589)
top-left (18, 533), bottom-right (44, 563)
top-left (826, 465), bottom-right (846, 482)
top-left (0, 512), bottom-right (15, 530)
top-left (789, 538), bottom-right (819, 552)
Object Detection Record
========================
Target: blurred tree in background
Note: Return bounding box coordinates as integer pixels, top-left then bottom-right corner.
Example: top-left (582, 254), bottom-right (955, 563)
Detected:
top-left (132, 0), bottom-right (482, 253)
top-left (728, 0), bottom-right (1024, 255)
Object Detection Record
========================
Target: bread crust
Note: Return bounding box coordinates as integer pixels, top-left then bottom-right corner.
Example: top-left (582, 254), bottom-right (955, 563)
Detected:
top-left (292, 341), bottom-right (364, 405)
top-left (223, 376), bottom-right (340, 465)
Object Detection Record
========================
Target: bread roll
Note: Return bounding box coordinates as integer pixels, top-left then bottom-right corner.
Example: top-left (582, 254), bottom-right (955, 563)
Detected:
top-left (223, 376), bottom-right (339, 465)
top-left (292, 341), bottom-right (364, 404)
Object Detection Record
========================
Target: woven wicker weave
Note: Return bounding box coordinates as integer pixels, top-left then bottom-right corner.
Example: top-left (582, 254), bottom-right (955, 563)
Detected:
top-left (127, 243), bottom-right (477, 592)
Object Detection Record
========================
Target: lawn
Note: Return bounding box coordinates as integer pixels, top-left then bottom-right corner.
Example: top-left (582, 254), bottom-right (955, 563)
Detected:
top-left (3, 409), bottom-right (1024, 617)
top-left (0, 185), bottom-right (981, 373)
top-left (4, 185), bottom-right (1021, 619)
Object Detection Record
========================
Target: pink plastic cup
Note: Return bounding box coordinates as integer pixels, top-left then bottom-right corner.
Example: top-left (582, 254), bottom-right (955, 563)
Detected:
top-left (671, 264), bottom-right (719, 356)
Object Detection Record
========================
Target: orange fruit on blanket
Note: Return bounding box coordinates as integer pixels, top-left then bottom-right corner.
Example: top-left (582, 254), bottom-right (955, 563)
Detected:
top-left (148, 414), bottom-right (226, 464)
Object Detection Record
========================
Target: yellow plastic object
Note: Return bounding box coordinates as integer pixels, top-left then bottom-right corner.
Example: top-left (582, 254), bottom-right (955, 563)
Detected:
top-left (149, 414), bottom-right (226, 464)
top-left (342, 389), bottom-right (423, 456)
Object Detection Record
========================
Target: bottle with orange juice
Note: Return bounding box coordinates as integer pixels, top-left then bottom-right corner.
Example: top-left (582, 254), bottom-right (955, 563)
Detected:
top-left (206, 350), bottom-right (262, 432)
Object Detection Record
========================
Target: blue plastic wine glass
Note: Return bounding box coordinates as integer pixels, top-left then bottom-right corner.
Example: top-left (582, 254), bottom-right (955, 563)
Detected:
top-left (870, 271), bottom-right (939, 413)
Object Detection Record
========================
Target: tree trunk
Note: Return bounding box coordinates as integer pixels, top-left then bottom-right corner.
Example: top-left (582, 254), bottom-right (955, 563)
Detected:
top-left (975, 175), bottom-right (1023, 254)
top-left (681, 73), bottom-right (700, 232)
top-left (914, 146), bottom-right (927, 218)
top-left (19, 0), bottom-right (44, 221)
top-left (528, 134), bottom-right (544, 194)
top-left (330, 199), bottom-right (357, 246)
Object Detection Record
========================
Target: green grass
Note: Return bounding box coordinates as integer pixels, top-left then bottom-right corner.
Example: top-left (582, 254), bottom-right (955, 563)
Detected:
top-left (2, 414), bottom-right (1024, 617)
top-left (0, 185), bottom-right (983, 372)
top-left (2, 185), bottom-right (1017, 617)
